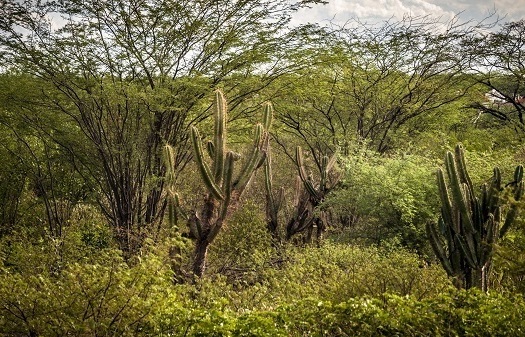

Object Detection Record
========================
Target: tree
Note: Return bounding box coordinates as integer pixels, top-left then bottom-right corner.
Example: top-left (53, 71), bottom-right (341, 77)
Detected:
top-left (0, 73), bottom-right (88, 238)
top-left (0, 0), bottom-right (326, 254)
top-left (324, 148), bottom-right (439, 254)
top-left (272, 16), bottom-right (485, 157)
top-left (463, 20), bottom-right (525, 135)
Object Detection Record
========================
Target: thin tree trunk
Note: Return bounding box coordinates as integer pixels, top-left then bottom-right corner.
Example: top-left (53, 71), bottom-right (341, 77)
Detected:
top-left (193, 238), bottom-right (210, 277)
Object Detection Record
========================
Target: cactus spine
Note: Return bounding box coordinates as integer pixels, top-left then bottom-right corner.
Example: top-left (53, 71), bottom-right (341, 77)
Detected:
top-left (165, 90), bottom-right (269, 277)
top-left (427, 144), bottom-right (524, 290)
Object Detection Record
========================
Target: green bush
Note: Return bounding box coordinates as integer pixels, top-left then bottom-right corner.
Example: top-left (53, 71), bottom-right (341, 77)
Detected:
top-left (0, 205), bottom-right (114, 275)
top-left (207, 201), bottom-right (275, 284)
top-left (0, 243), bottom-right (523, 336)
top-left (0, 250), bottom-right (171, 336)
top-left (274, 290), bottom-right (525, 337)
top-left (247, 243), bottom-right (450, 308)
top-left (325, 150), bottom-right (439, 255)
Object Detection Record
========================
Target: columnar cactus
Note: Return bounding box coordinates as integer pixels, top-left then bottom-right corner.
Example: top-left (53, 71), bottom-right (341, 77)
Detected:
top-left (262, 103), bottom-right (285, 241)
top-left (290, 146), bottom-right (339, 242)
top-left (427, 144), bottom-right (524, 290)
top-left (285, 176), bottom-right (314, 241)
top-left (164, 90), bottom-right (270, 277)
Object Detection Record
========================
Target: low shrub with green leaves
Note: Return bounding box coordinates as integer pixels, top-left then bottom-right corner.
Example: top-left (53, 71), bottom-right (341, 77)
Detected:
top-left (256, 243), bottom-right (450, 306)
top-left (0, 234), bottom-right (524, 336)
top-left (324, 150), bottom-right (439, 255)
top-left (275, 289), bottom-right (525, 337)
top-left (0, 250), bottom-right (169, 336)
top-left (207, 201), bottom-right (275, 284)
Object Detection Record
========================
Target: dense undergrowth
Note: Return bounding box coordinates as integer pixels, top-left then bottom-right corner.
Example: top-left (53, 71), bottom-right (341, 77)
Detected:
top-left (1, 216), bottom-right (524, 336)
top-left (1, 248), bottom-right (524, 336)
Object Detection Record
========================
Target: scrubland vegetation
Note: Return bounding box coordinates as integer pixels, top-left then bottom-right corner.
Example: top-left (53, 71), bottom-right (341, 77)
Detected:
top-left (1, 1), bottom-right (525, 335)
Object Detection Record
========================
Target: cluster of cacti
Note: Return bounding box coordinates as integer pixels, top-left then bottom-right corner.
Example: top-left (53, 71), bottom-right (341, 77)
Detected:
top-left (286, 146), bottom-right (339, 242)
top-left (296, 147), bottom-right (337, 203)
top-left (285, 176), bottom-right (315, 241)
top-left (427, 144), bottom-right (524, 290)
top-left (164, 90), bottom-right (270, 277)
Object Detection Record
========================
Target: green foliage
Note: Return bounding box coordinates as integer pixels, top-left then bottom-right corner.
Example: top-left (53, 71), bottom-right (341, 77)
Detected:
top-left (0, 0), bottom-right (329, 254)
top-left (0, 206), bottom-right (113, 275)
top-left (2, 5), bottom-right (525, 335)
top-left (492, 191), bottom-right (525, 292)
top-left (280, 289), bottom-right (525, 337)
top-left (1, 221), bottom-right (523, 336)
top-left (207, 202), bottom-right (275, 284)
top-left (255, 243), bottom-right (450, 307)
top-left (325, 148), bottom-right (439, 254)
top-left (0, 249), bottom-right (170, 336)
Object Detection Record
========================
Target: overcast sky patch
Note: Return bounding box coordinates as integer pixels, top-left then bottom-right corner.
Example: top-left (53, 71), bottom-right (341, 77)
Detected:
top-left (292, 0), bottom-right (525, 27)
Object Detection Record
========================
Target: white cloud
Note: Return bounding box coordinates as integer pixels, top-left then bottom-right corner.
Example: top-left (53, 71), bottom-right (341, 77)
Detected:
top-left (291, 0), bottom-right (525, 26)
top-left (292, 0), bottom-right (456, 26)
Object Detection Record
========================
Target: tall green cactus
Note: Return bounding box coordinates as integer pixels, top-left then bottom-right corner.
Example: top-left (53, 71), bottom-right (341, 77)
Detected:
top-left (290, 146), bottom-right (339, 242)
top-left (285, 176), bottom-right (314, 241)
top-left (427, 144), bottom-right (524, 290)
top-left (165, 90), bottom-right (270, 277)
top-left (262, 103), bottom-right (285, 241)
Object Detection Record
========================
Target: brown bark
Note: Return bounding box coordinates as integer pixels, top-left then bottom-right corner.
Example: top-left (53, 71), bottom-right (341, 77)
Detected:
top-left (193, 238), bottom-right (210, 277)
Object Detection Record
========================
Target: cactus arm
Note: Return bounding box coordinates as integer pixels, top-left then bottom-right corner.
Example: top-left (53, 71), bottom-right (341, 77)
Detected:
top-left (263, 102), bottom-right (273, 131)
top-left (220, 152), bottom-right (234, 220)
top-left (325, 153), bottom-right (338, 175)
top-left (264, 147), bottom-right (283, 233)
top-left (455, 144), bottom-right (474, 191)
top-left (437, 168), bottom-right (455, 231)
top-left (206, 141), bottom-right (215, 159)
top-left (233, 124), bottom-right (265, 191)
top-left (213, 90), bottom-right (226, 183)
top-left (296, 146), bottom-right (321, 200)
top-left (445, 151), bottom-right (476, 234)
top-left (471, 195), bottom-right (483, 235)
top-left (515, 165), bottom-right (524, 183)
top-left (275, 187), bottom-right (285, 212)
top-left (233, 148), bottom-right (264, 191)
top-left (320, 155), bottom-right (329, 190)
top-left (481, 183), bottom-right (490, 219)
top-left (487, 168), bottom-right (502, 212)
top-left (256, 151), bottom-right (267, 170)
top-left (482, 214), bottom-right (497, 264)
top-left (264, 154), bottom-right (276, 211)
top-left (167, 189), bottom-right (188, 224)
top-left (500, 181), bottom-right (524, 237)
top-left (163, 144), bottom-right (178, 184)
top-left (427, 221), bottom-right (455, 276)
top-left (455, 234), bottom-right (478, 269)
top-left (191, 126), bottom-right (224, 200)
top-left (296, 147), bottom-right (308, 182)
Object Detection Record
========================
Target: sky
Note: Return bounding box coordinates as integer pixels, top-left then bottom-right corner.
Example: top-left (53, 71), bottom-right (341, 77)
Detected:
top-left (291, 0), bottom-right (525, 27)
